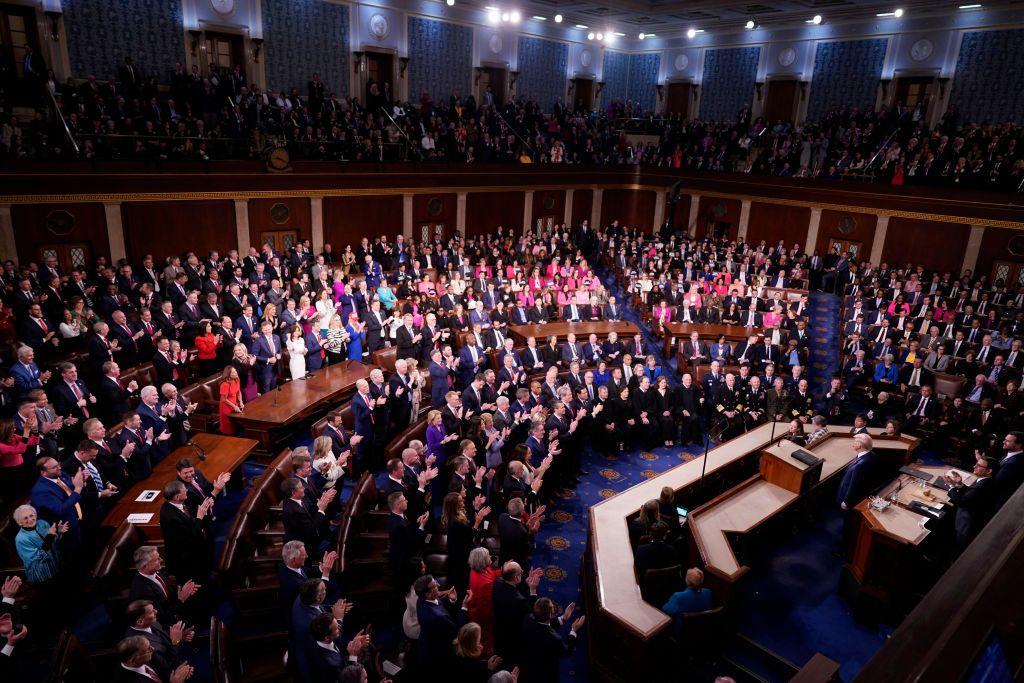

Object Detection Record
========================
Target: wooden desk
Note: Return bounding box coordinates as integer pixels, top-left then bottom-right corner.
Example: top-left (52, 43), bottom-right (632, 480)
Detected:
top-left (663, 322), bottom-right (761, 360)
top-left (232, 360), bottom-right (373, 451)
top-left (584, 424), bottom-right (915, 682)
top-left (101, 433), bottom-right (257, 539)
top-left (508, 321), bottom-right (639, 346)
top-left (845, 465), bottom-right (964, 607)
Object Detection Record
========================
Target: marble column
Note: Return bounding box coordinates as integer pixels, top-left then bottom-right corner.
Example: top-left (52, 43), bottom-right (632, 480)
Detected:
top-left (456, 192), bottom-right (467, 236)
top-left (591, 189), bottom-right (603, 229)
top-left (869, 214), bottom-right (889, 265)
top-left (687, 194), bottom-right (700, 238)
top-left (104, 202), bottom-right (126, 262)
top-left (652, 192), bottom-right (667, 234)
top-left (737, 199), bottom-right (752, 242)
top-left (0, 205), bottom-right (15, 263)
top-left (564, 189), bottom-right (574, 226)
top-left (310, 197), bottom-right (324, 253)
top-left (234, 199), bottom-right (251, 255)
top-left (523, 190), bottom-right (534, 235)
top-left (962, 225), bottom-right (986, 275)
top-left (805, 207), bottom-right (822, 255)
top-left (403, 194), bottom-right (414, 239)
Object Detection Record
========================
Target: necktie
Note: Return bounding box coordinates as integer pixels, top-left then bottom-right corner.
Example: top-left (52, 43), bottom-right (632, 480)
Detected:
top-left (916, 397), bottom-right (927, 416)
top-left (85, 461), bottom-right (104, 491)
top-left (153, 573), bottom-right (169, 597)
top-left (53, 478), bottom-right (83, 519)
top-left (70, 383), bottom-right (90, 417)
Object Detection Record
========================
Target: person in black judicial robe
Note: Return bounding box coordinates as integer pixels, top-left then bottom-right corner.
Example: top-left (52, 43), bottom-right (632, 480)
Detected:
top-left (652, 380), bottom-right (676, 446)
top-left (945, 456), bottom-right (998, 550)
top-left (673, 376), bottom-right (703, 445)
top-left (631, 378), bottom-right (658, 448)
top-left (159, 482), bottom-right (211, 582)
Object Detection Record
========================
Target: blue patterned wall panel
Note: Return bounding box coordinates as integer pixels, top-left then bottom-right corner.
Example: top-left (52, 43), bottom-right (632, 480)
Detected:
top-left (600, 50), bottom-right (630, 108)
top-left (262, 0), bottom-right (349, 98)
top-left (63, 0), bottom-right (185, 83)
top-left (516, 36), bottom-right (568, 111)
top-left (949, 29), bottom-right (1024, 124)
top-left (408, 17), bottom-right (473, 103)
top-left (627, 53), bottom-right (661, 113)
top-left (700, 46), bottom-right (760, 121)
top-left (806, 38), bottom-right (887, 121)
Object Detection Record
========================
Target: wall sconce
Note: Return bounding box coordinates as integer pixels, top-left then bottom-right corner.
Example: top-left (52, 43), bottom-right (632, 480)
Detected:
top-left (352, 51), bottom-right (365, 71)
top-left (879, 78), bottom-right (891, 98)
top-left (656, 84), bottom-right (664, 102)
top-left (691, 84), bottom-right (700, 99)
top-left (798, 80), bottom-right (808, 100)
top-left (596, 81), bottom-right (605, 97)
top-left (509, 70), bottom-right (519, 90)
top-left (251, 37), bottom-right (263, 63)
top-left (188, 29), bottom-right (202, 57)
top-left (474, 67), bottom-right (483, 86)
top-left (44, 11), bottom-right (62, 41)
top-left (567, 81), bottom-right (575, 97)
top-left (937, 77), bottom-right (949, 99)
top-left (755, 81), bottom-right (764, 100)
top-left (399, 57), bottom-right (410, 78)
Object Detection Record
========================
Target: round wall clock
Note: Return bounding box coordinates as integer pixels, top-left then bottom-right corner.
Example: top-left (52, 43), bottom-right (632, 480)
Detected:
top-left (909, 38), bottom-right (934, 62)
top-left (580, 50), bottom-right (592, 68)
top-left (674, 54), bottom-right (689, 72)
top-left (369, 13), bottom-right (390, 41)
top-left (210, 0), bottom-right (235, 16)
top-left (778, 47), bottom-right (797, 67)
top-left (489, 34), bottom-right (503, 54)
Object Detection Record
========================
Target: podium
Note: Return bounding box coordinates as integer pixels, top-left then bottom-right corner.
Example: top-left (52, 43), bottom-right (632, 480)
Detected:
top-left (760, 439), bottom-right (824, 494)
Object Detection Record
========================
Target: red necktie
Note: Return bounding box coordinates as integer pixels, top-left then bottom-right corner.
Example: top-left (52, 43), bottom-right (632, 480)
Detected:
top-left (153, 574), bottom-right (169, 598)
top-left (70, 383), bottom-right (89, 417)
top-left (38, 318), bottom-right (48, 334)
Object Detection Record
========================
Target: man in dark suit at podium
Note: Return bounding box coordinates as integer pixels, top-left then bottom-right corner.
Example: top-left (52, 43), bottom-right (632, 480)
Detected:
top-left (837, 433), bottom-right (885, 511)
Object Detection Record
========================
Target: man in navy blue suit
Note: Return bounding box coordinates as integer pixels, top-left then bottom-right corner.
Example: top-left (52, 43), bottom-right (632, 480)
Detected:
top-left (233, 304), bottom-right (259, 349)
top-left (428, 349), bottom-right (454, 407)
top-left (837, 433), bottom-right (885, 511)
top-left (350, 379), bottom-right (376, 475)
top-left (9, 346), bottom-right (49, 398)
top-left (414, 574), bottom-right (469, 668)
top-left (278, 540), bottom-right (337, 627)
top-left (251, 320), bottom-right (282, 393)
top-left (30, 456), bottom-right (86, 551)
top-left (458, 339), bottom-right (487, 387)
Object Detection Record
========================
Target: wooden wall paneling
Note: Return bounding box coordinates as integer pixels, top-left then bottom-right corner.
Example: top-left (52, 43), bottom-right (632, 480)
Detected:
top-left (571, 189), bottom-right (594, 227)
top-left (601, 189), bottom-right (656, 232)
top-left (669, 192), bottom-right (693, 230)
top-left (881, 217), bottom-right (970, 274)
top-left (247, 198), bottom-right (312, 249)
top-left (11, 202), bottom-right (109, 267)
top-left (696, 196), bottom-right (741, 240)
top-left (745, 202), bottom-right (811, 248)
top-left (412, 193), bottom-right (458, 241)
top-left (531, 189), bottom-right (566, 231)
top-left (817, 209), bottom-right (877, 260)
top-left (323, 196), bottom-right (404, 249)
top-left (464, 191), bottom-right (525, 239)
top-left (121, 200), bottom-right (235, 265)
top-left (976, 226), bottom-right (1024, 283)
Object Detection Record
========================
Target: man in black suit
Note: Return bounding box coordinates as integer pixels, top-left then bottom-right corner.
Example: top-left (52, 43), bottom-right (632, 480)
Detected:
top-left (414, 574), bottom-right (469, 668)
top-left (96, 361), bottom-right (138, 425)
top-left (903, 385), bottom-right (938, 433)
top-left (278, 540), bottom-right (338, 626)
top-left (306, 613), bottom-right (367, 682)
top-left (945, 456), bottom-right (999, 550)
top-left (175, 457), bottom-right (229, 515)
top-left (280, 477), bottom-right (335, 559)
top-left (492, 561), bottom-right (543, 664)
top-left (158, 480), bottom-right (212, 582)
top-left (993, 432), bottom-right (1024, 511)
top-left (114, 634), bottom-right (190, 683)
top-left (497, 497), bottom-right (535, 566)
top-left (123, 600), bottom-right (192, 681)
top-left (635, 521), bottom-right (680, 579)
top-left (387, 491), bottom-right (428, 590)
top-left (519, 597), bottom-right (585, 683)
top-left (128, 545), bottom-right (200, 627)
top-left (61, 439), bottom-right (119, 531)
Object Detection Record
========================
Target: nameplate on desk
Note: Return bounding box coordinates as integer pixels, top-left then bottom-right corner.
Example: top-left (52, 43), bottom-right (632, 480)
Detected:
top-left (907, 500), bottom-right (944, 520)
top-left (135, 490), bottom-right (160, 503)
top-left (791, 449), bottom-right (820, 466)
top-left (126, 513), bottom-right (154, 524)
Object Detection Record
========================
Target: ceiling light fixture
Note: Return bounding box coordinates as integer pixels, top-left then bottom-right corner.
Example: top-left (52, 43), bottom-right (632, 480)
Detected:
top-left (554, 14), bottom-right (563, 23)
top-left (487, 8), bottom-right (500, 24)
top-left (501, 11), bottom-right (509, 22)
top-left (638, 32), bottom-right (646, 39)
top-left (894, 8), bottom-right (904, 16)
top-left (587, 31), bottom-right (595, 40)
top-left (532, 15), bottom-right (546, 21)
top-left (807, 14), bottom-right (823, 24)
top-left (745, 20), bottom-right (756, 29)
top-left (575, 24), bottom-right (588, 29)
top-left (686, 27), bottom-right (697, 38)
top-left (958, 3), bottom-right (981, 8)
top-left (510, 10), bottom-right (521, 23)
top-left (595, 32), bottom-right (604, 40)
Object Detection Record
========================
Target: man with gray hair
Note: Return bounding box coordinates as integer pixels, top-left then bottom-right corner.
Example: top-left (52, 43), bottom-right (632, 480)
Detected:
top-left (278, 539), bottom-right (338, 626)
top-left (128, 545), bottom-right (199, 625)
top-left (115, 634), bottom-right (193, 683)
top-left (837, 433), bottom-right (884, 511)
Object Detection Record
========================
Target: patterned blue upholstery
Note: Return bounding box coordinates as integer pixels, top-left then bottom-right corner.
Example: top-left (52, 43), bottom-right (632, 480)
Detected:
top-left (516, 36), bottom-right (568, 111)
top-left (600, 50), bottom-right (630, 109)
top-left (407, 17), bottom-right (473, 104)
top-left (627, 53), bottom-right (661, 113)
top-left (700, 47), bottom-right (760, 121)
top-left (806, 39), bottom-right (887, 121)
top-left (262, 0), bottom-right (350, 98)
top-left (949, 29), bottom-right (1024, 124)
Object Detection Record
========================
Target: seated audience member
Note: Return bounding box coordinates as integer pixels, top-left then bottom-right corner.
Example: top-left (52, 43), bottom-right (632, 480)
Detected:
top-left (661, 567), bottom-right (714, 621)
top-left (13, 504), bottom-right (65, 586)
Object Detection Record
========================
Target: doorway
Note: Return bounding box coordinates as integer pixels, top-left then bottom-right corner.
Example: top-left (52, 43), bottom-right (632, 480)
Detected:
top-left (260, 230), bottom-right (298, 254)
top-left (827, 238), bottom-right (863, 261)
top-left (365, 51), bottom-right (394, 110)
top-left (419, 223), bottom-right (449, 243)
top-left (39, 243), bottom-right (91, 274)
top-left (894, 76), bottom-right (933, 110)
top-left (665, 82), bottom-right (691, 118)
top-left (764, 79), bottom-right (799, 124)
top-left (479, 66), bottom-right (506, 107)
top-left (204, 31), bottom-right (245, 75)
top-left (571, 78), bottom-right (594, 112)
top-left (991, 260), bottom-right (1024, 288)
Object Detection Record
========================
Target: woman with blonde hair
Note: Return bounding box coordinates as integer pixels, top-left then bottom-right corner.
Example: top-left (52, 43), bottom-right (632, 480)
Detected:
top-left (406, 358), bottom-right (423, 419)
top-left (311, 434), bottom-right (346, 485)
top-left (451, 622), bottom-right (503, 681)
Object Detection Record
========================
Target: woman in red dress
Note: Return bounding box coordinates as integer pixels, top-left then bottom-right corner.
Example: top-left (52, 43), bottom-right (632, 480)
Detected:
top-left (467, 546), bottom-right (500, 654)
top-left (218, 366), bottom-right (243, 436)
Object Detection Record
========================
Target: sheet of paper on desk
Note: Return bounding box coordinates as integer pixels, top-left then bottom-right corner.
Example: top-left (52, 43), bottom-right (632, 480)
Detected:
top-left (126, 513), bottom-right (154, 524)
top-left (135, 490), bottom-right (160, 503)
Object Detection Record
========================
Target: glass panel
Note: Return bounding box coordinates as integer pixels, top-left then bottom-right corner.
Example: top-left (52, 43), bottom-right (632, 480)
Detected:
top-left (1016, 268), bottom-right (1024, 287)
top-left (263, 236), bottom-right (276, 248)
top-left (420, 224), bottom-right (429, 243)
top-left (70, 248), bottom-right (86, 268)
top-left (995, 265), bottom-right (1010, 283)
top-left (281, 233), bottom-right (295, 251)
top-left (41, 248), bottom-right (58, 261)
